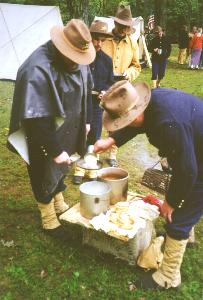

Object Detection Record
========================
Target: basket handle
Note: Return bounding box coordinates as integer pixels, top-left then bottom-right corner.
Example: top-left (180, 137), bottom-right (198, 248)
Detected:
top-left (151, 158), bottom-right (162, 169)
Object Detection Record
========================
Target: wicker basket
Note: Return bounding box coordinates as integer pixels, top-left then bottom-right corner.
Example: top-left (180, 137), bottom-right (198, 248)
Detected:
top-left (141, 168), bottom-right (171, 194)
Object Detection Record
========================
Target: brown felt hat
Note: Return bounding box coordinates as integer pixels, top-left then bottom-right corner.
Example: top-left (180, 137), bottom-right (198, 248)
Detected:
top-left (90, 20), bottom-right (113, 38)
top-left (101, 80), bottom-right (151, 131)
top-left (112, 5), bottom-right (134, 27)
top-left (50, 19), bottom-right (96, 65)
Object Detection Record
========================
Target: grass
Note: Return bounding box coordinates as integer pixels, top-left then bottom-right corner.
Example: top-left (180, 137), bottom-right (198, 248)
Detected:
top-left (0, 45), bottom-right (203, 300)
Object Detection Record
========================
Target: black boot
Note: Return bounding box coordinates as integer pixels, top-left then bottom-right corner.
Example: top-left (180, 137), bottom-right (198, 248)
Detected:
top-left (136, 272), bottom-right (163, 290)
top-left (43, 225), bottom-right (68, 240)
top-left (72, 175), bottom-right (83, 185)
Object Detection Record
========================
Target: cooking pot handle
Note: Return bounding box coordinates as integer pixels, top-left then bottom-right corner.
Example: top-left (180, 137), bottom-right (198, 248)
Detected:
top-left (94, 197), bottom-right (100, 204)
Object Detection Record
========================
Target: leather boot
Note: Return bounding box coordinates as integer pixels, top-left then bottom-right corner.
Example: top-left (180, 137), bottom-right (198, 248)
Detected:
top-left (152, 235), bottom-right (188, 289)
top-left (37, 199), bottom-right (61, 230)
top-left (54, 192), bottom-right (69, 215)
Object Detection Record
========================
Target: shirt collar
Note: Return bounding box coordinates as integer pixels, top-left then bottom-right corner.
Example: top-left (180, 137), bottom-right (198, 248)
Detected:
top-left (112, 29), bottom-right (129, 43)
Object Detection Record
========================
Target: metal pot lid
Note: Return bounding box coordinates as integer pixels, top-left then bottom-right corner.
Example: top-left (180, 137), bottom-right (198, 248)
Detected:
top-left (76, 158), bottom-right (102, 170)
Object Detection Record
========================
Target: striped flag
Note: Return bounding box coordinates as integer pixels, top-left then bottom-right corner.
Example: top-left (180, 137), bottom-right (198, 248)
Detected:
top-left (148, 14), bottom-right (155, 30)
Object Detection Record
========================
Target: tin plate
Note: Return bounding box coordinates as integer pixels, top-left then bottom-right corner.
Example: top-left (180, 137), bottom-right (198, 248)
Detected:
top-left (76, 159), bottom-right (102, 170)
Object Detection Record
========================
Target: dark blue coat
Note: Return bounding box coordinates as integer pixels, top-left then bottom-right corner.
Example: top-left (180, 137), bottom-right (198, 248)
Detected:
top-left (90, 50), bottom-right (114, 92)
top-left (149, 36), bottom-right (171, 61)
top-left (112, 88), bottom-right (203, 210)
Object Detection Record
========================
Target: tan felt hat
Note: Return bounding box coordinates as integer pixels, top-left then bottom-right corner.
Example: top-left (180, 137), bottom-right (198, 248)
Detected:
top-left (101, 80), bottom-right (151, 131)
top-left (50, 19), bottom-right (96, 65)
top-left (112, 5), bottom-right (135, 27)
top-left (90, 20), bottom-right (113, 38)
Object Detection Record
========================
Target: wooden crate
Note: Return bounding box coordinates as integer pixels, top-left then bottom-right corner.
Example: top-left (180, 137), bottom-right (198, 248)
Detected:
top-left (59, 193), bottom-right (156, 265)
top-left (82, 220), bottom-right (155, 265)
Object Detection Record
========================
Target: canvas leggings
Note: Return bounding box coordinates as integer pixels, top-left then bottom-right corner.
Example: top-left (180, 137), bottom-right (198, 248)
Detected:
top-left (165, 182), bottom-right (203, 240)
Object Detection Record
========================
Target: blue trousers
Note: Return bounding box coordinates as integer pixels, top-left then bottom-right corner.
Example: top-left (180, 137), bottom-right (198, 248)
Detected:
top-left (165, 181), bottom-right (203, 240)
top-left (151, 59), bottom-right (167, 80)
top-left (87, 96), bottom-right (103, 145)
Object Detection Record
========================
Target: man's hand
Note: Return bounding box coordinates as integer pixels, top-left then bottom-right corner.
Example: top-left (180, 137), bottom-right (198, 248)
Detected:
top-left (94, 137), bottom-right (116, 153)
top-left (123, 71), bottom-right (129, 81)
top-left (54, 151), bottom-right (71, 165)
top-left (161, 200), bottom-right (174, 223)
top-left (86, 124), bottom-right (91, 135)
top-left (98, 90), bottom-right (106, 100)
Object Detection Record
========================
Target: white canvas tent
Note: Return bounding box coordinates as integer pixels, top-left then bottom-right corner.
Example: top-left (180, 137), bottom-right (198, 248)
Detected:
top-left (0, 3), bottom-right (63, 80)
top-left (94, 16), bottom-right (151, 67)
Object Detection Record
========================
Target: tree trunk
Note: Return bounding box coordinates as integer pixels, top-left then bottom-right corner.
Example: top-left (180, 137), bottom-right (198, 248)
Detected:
top-left (65, 0), bottom-right (89, 24)
top-left (80, 0), bottom-right (89, 24)
top-left (154, 0), bottom-right (167, 29)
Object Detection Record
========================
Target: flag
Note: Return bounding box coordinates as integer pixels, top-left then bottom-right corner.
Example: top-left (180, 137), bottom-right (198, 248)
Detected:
top-left (148, 14), bottom-right (155, 30)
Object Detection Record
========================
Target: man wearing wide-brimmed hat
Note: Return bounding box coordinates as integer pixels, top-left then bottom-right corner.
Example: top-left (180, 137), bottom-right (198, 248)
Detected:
top-left (102, 5), bottom-right (141, 82)
top-left (72, 19), bottom-right (114, 184)
top-left (102, 4), bottom-right (141, 168)
top-left (8, 19), bottom-right (95, 237)
top-left (94, 80), bottom-right (203, 290)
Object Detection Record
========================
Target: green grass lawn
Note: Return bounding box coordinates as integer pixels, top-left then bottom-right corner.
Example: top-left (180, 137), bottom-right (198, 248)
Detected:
top-left (0, 45), bottom-right (203, 300)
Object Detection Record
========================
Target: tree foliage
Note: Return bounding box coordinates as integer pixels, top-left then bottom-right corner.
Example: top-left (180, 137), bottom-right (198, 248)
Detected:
top-left (1, 0), bottom-right (203, 39)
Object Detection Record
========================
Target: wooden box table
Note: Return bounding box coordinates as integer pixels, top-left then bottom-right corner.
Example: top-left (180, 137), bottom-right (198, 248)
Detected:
top-left (59, 192), bottom-right (156, 265)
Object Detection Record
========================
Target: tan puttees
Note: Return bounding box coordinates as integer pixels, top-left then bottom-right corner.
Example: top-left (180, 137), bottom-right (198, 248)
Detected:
top-left (54, 192), bottom-right (69, 215)
top-left (38, 199), bottom-right (61, 229)
top-left (152, 235), bottom-right (188, 289)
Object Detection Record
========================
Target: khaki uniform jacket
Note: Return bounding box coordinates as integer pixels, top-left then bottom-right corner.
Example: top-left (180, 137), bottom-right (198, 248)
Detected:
top-left (102, 34), bottom-right (141, 82)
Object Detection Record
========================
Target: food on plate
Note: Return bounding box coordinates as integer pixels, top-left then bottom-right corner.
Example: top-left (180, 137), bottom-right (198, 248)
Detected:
top-left (109, 212), bottom-right (118, 224)
top-left (118, 221), bottom-right (133, 230)
top-left (108, 207), bottom-right (135, 230)
top-left (114, 201), bottom-right (129, 213)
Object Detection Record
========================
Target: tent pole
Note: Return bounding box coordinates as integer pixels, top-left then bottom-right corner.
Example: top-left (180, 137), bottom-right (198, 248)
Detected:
top-left (141, 34), bottom-right (152, 68)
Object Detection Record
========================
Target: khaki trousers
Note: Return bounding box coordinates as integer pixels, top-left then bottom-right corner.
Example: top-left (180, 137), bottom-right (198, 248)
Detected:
top-left (178, 48), bottom-right (187, 64)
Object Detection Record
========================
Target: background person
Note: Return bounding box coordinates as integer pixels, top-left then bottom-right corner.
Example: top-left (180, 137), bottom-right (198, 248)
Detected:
top-left (188, 26), bottom-right (197, 39)
top-left (94, 80), bottom-right (203, 290)
top-left (102, 4), bottom-right (141, 167)
top-left (7, 19), bottom-right (95, 237)
top-left (178, 25), bottom-right (189, 65)
top-left (148, 26), bottom-right (171, 88)
top-left (72, 20), bottom-right (114, 184)
top-left (189, 27), bottom-right (203, 69)
top-left (187, 26), bottom-right (197, 67)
